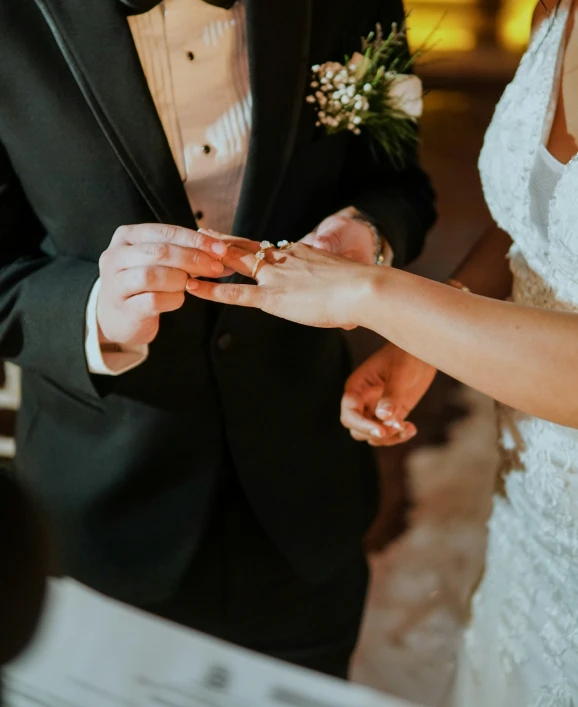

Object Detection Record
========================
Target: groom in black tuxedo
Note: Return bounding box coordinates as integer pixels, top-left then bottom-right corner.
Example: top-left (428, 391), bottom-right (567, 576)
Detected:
top-left (0, 0), bottom-right (435, 678)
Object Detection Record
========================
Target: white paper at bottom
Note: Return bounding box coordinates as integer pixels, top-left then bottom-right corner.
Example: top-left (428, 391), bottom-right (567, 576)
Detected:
top-left (4, 579), bottom-right (421, 707)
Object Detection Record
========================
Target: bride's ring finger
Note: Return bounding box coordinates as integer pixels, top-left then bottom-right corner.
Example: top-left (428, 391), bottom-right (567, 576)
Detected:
top-left (221, 240), bottom-right (291, 280)
top-left (220, 244), bottom-right (265, 279)
top-left (251, 241), bottom-right (278, 280)
top-left (252, 239), bottom-right (297, 279)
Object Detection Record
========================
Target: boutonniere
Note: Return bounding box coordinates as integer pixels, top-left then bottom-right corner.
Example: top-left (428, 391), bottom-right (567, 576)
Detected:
top-left (306, 21), bottom-right (424, 167)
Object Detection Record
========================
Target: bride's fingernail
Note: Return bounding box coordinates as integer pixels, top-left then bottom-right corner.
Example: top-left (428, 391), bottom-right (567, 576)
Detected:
top-left (372, 428), bottom-right (383, 438)
top-left (376, 404), bottom-right (393, 419)
top-left (186, 279), bottom-right (199, 291)
top-left (385, 420), bottom-right (404, 432)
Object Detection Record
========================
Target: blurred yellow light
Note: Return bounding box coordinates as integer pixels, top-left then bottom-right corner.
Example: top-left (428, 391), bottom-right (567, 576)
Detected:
top-left (408, 0), bottom-right (476, 4)
top-left (498, 0), bottom-right (534, 50)
top-left (409, 25), bottom-right (477, 50)
top-left (406, 8), bottom-right (478, 52)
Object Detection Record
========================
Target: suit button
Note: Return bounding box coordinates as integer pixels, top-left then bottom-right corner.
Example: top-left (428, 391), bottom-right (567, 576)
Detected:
top-left (217, 333), bottom-right (232, 351)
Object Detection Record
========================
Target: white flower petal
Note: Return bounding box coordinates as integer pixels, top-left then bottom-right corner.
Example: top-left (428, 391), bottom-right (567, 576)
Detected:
top-left (388, 74), bottom-right (423, 119)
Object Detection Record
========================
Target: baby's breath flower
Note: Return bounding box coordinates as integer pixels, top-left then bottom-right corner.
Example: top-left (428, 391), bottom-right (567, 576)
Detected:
top-left (307, 19), bottom-right (423, 167)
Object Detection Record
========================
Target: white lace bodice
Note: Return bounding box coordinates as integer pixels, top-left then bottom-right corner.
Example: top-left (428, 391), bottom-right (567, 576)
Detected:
top-left (480, 5), bottom-right (578, 308)
top-left (453, 6), bottom-right (578, 705)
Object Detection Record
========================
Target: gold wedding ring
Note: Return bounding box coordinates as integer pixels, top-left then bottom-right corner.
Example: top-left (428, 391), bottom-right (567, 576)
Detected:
top-left (250, 241), bottom-right (295, 280)
top-left (251, 240), bottom-right (275, 280)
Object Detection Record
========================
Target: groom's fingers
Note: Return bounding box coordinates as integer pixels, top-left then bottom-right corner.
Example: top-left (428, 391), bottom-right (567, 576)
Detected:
top-left (198, 229), bottom-right (261, 253)
top-left (112, 224), bottom-right (228, 258)
top-left (186, 279), bottom-right (262, 308)
top-left (311, 230), bottom-right (341, 254)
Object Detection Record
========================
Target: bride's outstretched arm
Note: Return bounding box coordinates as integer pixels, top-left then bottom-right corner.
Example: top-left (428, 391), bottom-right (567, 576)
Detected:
top-left (339, 223), bottom-right (514, 446)
top-left (356, 264), bottom-right (577, 427)
top-left (187, 234), bottom-right (578, 428)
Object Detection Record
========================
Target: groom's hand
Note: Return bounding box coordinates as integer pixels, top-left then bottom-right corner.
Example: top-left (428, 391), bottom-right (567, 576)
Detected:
top-left (301, 207), bottom-right (392, 266)
top-left (97, 224), bottom-right (228, 346)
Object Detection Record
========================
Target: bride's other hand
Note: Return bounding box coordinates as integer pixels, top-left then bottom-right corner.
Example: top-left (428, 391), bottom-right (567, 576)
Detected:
top-left (185, 241), bottom-right (371, 329)
top-left (341, 344), bottom-right (437, 446)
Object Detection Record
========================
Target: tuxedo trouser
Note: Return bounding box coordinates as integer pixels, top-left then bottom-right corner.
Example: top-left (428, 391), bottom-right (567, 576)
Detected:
top-left (142, 462), bottom-right (369, 680)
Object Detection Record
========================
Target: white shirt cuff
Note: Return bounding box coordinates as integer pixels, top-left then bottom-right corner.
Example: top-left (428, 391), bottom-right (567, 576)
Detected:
top-left (85, 279), bottom-right (149, 376)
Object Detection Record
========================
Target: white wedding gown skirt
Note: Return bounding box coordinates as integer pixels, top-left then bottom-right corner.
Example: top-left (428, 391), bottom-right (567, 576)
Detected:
top-left (446, 3), bottom-right (578, 705)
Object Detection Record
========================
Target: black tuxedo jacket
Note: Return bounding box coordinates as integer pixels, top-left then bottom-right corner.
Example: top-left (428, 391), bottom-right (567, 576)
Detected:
top-left (0, 0), bottom-right (435, 604)
top-left (0, 468), bottom-right (47, 666)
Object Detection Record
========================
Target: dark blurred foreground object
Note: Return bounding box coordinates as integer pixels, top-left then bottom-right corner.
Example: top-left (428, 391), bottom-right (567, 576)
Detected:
top-left (0, 468), bottom-right (48, 665)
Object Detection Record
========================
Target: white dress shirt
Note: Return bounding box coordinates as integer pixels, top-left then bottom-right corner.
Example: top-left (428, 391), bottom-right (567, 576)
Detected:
top-left (86, 0), bottom-right (251, 375)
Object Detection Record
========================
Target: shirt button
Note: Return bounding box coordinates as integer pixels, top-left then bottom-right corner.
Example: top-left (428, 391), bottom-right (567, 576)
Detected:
top-left (187, 51), bottom-right (195, 61)
top-left (195, 211), bottom-right (204, 221)
top-left (217, 333), bottom-right (232, 351)
top-left (202, 144), bottom-right (212, 155)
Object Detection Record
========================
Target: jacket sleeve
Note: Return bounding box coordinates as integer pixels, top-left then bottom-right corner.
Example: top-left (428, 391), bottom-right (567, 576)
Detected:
top-left (0, 141), bottom-right (100, 400)
top-left (337, 0), bottom-right (437, 267)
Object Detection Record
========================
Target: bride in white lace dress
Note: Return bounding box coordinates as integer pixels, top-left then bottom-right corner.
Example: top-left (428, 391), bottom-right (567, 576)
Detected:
top-left (186, 2), bottom-right (578, 701)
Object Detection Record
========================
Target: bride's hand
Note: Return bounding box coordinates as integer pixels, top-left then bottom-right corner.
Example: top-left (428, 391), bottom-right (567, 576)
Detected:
top-left (342, 344), bottom-right (437, 446)
top-left (185, 238), bottom-right (372, 329)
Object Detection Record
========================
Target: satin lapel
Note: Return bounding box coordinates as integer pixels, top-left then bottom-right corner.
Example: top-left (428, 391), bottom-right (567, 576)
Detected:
top-left (232, 0), bottom-right (313, 241)
top-left (34, 0), bottom-right (194, 226)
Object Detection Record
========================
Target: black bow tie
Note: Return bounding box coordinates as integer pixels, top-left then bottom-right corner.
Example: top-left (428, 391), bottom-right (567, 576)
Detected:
top-left (121, 0), bottom-right (235, 14)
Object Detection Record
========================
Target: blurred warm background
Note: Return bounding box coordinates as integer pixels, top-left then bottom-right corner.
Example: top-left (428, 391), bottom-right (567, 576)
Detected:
top-left (0, 2), bottom-right (536, 705)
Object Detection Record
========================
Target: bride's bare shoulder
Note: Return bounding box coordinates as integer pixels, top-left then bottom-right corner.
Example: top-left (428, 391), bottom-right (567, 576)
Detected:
top-left (531, 0), bottom-right (560, 32)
